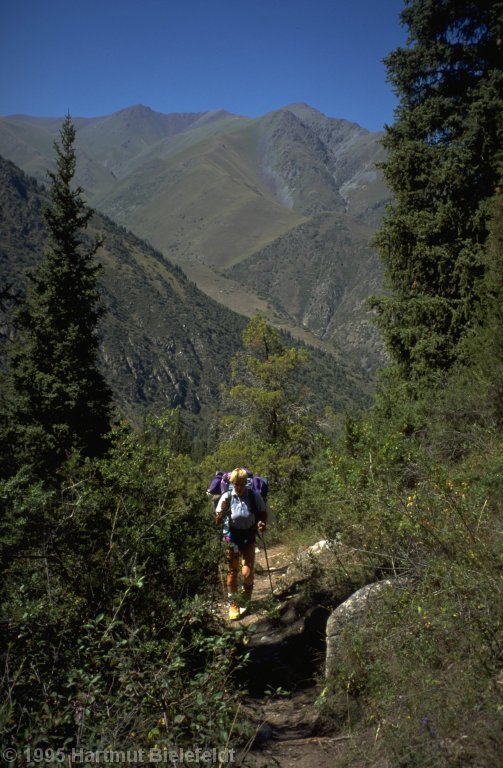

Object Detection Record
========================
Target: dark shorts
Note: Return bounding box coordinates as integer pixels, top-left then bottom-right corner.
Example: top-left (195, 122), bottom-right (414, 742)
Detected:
top-left (225, 527), bottom-right (256, 551)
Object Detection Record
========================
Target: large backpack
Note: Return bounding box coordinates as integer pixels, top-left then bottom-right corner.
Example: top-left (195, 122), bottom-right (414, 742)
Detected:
top-left (207, 469), bottom-right (269, 511)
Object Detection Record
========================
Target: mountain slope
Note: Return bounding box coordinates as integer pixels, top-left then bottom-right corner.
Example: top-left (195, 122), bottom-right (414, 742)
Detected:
top-left (0, 155), bottom-right (245, 424)
top-left (0, 155), bottom-right (371, 427)
top-left (0, 105), bottom-right (243, 195)
top-left (93, 120), bottom-right (306, 270)
top-left (0, 104), bottom-right (390, 372)
top-left (227, 211), bottom-right (386, 370)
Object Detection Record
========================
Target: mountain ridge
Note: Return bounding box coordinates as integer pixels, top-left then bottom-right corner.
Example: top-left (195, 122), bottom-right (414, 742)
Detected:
top-left (0, 103), bottom-right (389, 372)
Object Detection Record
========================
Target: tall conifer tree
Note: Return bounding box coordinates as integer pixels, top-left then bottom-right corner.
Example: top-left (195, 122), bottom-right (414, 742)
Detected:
top-left (7, 116), bottom-right (112, 475)
top-left (218, 317), bottom-right (314, 503)
top-left (373, 0), bottom-right (503, 380)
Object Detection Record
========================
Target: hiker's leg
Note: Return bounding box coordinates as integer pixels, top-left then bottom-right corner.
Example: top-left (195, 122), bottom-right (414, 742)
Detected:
top-left (241, 541), bottom-right (256, 600)
top-left (225, 547), bottom-right (239, 596)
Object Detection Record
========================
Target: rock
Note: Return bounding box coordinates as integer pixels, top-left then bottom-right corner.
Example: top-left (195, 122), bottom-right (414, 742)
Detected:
top-left (253, 723), bottom-right (273, 747)
top-left (303, 539), bottom-right (330, 555)
top-left (325, 579), bottom-right (396, 679)
top-left (284, 538), bottom-right (340, 584)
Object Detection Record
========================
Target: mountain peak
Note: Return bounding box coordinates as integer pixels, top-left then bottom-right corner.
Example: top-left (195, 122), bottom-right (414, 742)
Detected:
top-left (114, 104), bottom-right (156, 116)
top-left (282, 102), bottom-right (324, 116)
top-left (281, 103), bottom-right (368, 133)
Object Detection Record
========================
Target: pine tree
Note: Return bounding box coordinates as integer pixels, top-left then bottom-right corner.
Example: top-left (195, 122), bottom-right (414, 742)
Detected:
top-left (229, 317), bottom-right (307, 444)
top-left (213, 317), bottom-right (314, 509)
top-left (373, 0), bottom-right (503, 380)
top-left (6, 116), bottom-right (112, 475)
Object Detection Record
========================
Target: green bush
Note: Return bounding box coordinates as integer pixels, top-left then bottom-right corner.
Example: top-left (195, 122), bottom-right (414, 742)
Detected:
top-left (0, 413), bottom-right (245, 756)
top-left (318, 407), bottom-right (503, 767)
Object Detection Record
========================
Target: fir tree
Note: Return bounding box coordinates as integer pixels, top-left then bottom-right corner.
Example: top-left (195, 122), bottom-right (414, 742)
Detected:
top-left (213, 316), bottom-right (314, 510)
top-left (228, 317), bottom-right (308, 444)
top-left (6, 116), bottom-right (112, 475)
top-left (373, 0), bottom-right (503, 380)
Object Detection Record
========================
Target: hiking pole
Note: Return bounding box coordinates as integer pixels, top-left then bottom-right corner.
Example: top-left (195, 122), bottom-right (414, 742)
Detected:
top-left (258, 531), bottom-right (275, 600)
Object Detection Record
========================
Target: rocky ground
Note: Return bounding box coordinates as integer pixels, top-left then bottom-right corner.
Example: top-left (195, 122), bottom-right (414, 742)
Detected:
top-left (217, 541), bottom-right (373, 768)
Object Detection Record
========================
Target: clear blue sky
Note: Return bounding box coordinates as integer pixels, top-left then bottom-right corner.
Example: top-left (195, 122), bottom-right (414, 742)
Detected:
top-left (0, 0), bottom-right (407, 131)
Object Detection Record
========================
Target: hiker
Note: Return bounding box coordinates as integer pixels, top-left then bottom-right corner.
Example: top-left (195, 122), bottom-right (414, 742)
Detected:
top-left (215, 467), bottom-right (267, 620)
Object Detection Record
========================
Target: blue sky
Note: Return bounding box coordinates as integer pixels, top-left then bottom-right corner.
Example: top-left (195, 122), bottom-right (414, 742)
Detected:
top-left (0, 0), bottom-right (407, 131)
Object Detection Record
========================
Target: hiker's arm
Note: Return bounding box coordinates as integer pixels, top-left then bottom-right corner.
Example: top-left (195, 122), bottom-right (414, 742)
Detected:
top-left (215, 495), bottom-right (230, 524)
top-left (256, 494), bottom-right (267, 531)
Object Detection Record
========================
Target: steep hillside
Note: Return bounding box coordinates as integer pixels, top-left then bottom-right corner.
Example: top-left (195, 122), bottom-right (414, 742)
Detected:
top-left (0, 156), bottom-right (371, 427)
top-left (0, 155), bottom-right (245, 425)
top-left (0, 104), bottom-right (389, 371)
top-left (276, 103), bottom-right (388, 224)
top-left (93, 121), bottom-right (304, 271)
top-left (228, 212), bottom-right (386, 371)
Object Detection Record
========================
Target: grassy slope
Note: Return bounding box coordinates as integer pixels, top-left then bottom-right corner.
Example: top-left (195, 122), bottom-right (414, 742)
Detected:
top-left (94, 119), bottom-right (305, 270)
top-left (228, 211), bottom-right (387, 371)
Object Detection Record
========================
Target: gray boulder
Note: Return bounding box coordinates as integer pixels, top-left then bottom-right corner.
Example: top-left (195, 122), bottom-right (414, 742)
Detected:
top-left (325, 579), bottom-right (396, 679)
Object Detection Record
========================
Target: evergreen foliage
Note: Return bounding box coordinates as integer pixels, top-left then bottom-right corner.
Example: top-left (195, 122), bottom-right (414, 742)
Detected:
top-left (206, 316), bottom-right (317, 518)
top-left (300, 5), bottom-right (503, 763)
top-left (5, 117), bottom-right (112, 476)
top-left (231, 317), bottom-right (308, 444)
top-left (373, 0), bottom-right (503, 379)
top-left (466, 189), bottom-right (503, 420)
top-left (302, 192), bottom-right (503, 759)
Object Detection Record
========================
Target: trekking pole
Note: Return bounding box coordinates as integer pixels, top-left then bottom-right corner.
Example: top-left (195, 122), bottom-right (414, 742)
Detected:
top-left (258, 531), bottom-right (275, 600)
top-left (219, 561), bottom-right (227, 599)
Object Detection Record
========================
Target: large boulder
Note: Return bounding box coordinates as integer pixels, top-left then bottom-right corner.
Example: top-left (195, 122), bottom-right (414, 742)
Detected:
top-left (325, 579), bottom-right (396, 679)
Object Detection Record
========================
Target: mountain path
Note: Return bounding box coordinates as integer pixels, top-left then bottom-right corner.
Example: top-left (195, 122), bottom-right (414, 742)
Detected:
top-left (218, 541), bottom-right (358, 768)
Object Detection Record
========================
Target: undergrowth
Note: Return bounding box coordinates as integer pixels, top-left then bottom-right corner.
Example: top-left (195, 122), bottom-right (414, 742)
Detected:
top-left (310, 381), bottom-right (503, 767)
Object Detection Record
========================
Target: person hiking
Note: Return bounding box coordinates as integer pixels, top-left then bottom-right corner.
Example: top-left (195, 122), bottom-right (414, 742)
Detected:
top-left (215, 467), bottom-right (267, 620)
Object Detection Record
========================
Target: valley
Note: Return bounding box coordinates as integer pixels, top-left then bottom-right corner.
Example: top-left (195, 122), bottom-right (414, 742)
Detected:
top-left (0, 102), bottom-right (390, 374)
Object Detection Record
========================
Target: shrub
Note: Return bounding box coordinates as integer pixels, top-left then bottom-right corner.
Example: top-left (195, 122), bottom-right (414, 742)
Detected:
top-left (0, 413), bottom-right (245, 755)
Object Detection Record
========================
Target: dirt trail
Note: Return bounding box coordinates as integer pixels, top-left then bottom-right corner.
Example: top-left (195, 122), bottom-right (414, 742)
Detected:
top-left (220, 541), bottom-right (356, 768)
